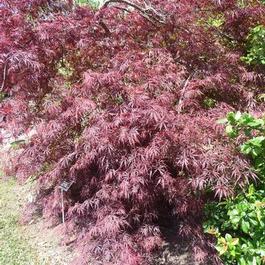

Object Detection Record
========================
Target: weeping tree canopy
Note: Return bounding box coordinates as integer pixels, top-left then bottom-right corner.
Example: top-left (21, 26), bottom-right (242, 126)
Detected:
top-left (0, 0), bottom-right (264, 264)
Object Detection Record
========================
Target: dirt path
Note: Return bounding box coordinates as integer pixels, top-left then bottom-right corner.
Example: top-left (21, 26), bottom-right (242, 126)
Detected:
top-left (0, 177), bottom-right (75, 265)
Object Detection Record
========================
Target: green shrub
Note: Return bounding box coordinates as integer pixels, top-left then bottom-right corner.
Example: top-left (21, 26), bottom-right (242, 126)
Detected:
top-left (204, 112), bottom-right (265, 265)
top-left (242, 25), bottom-right (265, 65)
top-left (224, 112), bottom-right (265, 176)
top-left (204, 184), bottom-right (265, 265)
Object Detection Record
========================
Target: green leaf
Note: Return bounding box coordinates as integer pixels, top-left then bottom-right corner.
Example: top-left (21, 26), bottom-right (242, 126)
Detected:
top-left (231, 238), bottom-right (239, 246)
top-left (225, 233), bottom-right (232, 241)
top-left (227, 112), bottom-right (236, 123)
top-left (248, 185), bottom-right (255, 196)
top-left (235, 111), bottom-right (242, 121)
top-left (239, 257), bottom-right (247, 265)
top-left (241, 220), bottom-right (250, 233)
top-left (216, 244), bottom-right (228, 256)
top-left (226, 125), bottom-right (237, 137)
top-left (247, 119), bottom-right (264, 128)
top-left (250, 136), bottom-right (265, 146)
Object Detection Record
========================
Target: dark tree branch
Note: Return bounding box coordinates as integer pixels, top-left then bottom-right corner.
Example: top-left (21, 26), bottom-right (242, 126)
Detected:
top-left (112, 5), bottom-right (158, 26)
top-left (99, 20), bottom-right (111, 36)
top-left (102, 0), bottom-right (166, 25)
top-left (103, 0), bottom-right (148, 13)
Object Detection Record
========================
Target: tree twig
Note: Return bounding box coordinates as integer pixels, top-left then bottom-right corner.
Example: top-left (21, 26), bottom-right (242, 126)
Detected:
top-left (177, 72), bottom-right (196, 114)
top-left (0, 58), bottom-right (9, 92)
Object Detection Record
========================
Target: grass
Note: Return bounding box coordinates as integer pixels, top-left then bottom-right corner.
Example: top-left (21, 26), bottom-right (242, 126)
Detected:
top-left (0, 178), bottom-right (40, 265)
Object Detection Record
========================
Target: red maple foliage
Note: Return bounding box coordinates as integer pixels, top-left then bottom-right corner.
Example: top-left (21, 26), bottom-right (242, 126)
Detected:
top-left (0, 0), bottom-right (264, 264)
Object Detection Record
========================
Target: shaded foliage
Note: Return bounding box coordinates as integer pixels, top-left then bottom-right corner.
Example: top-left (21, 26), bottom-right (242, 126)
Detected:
top-left (0, 0), bottom-right (264, 264)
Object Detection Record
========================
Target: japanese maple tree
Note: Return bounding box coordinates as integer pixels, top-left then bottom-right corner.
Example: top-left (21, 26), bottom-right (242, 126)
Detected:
top-left (0, 0), bottom-right (264, 264)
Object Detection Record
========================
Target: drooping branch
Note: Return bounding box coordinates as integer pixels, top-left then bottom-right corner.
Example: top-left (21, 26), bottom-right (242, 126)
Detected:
top-left (102, 0), bottom-right (166, 25)
top-left (102, 0), bottom-right (145, 10)
top-left (114, 5), bottom-right (159, 26)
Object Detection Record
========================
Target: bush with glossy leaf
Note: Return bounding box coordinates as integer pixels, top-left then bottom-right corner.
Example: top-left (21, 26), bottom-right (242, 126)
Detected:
top-left (224, 112), bottom-right (265, 176)
top-left (205, 184), bottom-right (265, 265)
top-left (204, 112), bottom-right (265, 265)
top-left (242, 25), bottom-right (265, 65)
